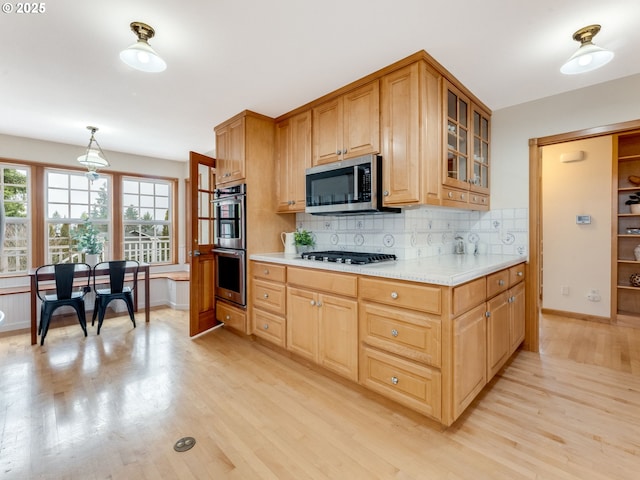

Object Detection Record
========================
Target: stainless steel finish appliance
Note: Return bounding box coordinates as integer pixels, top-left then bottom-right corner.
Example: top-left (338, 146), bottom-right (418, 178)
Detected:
top-left (212, 184), bottom-right (246, 249)
top-left (212, 248), bottom-right (246, 306)
top-left (300, 250), bottom-right (397, 265)
top-left (305, 154), bottom-right (400, 216)
top-left (213, 184), bottom-right (247, 307)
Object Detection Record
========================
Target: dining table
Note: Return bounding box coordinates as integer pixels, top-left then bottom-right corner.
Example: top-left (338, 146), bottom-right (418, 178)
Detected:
top-left (28, 262), bottom-right (150, 345)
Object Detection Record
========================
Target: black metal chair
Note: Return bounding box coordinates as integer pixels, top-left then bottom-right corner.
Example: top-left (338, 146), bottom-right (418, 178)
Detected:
top-left (34, 263), bottom-right (91, 345)
top-left (91, 260), bottom-right (139, 334)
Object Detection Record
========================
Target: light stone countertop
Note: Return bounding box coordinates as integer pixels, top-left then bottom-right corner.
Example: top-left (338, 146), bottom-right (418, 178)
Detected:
top-left (249, 252), bottom-right (527, 287)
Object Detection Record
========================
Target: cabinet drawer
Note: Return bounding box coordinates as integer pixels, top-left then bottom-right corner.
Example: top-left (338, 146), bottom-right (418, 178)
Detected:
top-left (252, 308), bottom-right (286, 348)
top-left (216, 302), bottom-right (246, 332)
top-left (288, 267), bottom-right (357, 297)
top-left (359, 277), bottom-right (441, 314)
top-left (487, 269), bottom-right (509, 298)
top-left (509, 263), bottom-right (525, 287)
top-left (442, 187), bottom-right (468, 204)
top-left (469, 193), bottom-right (489, 208)
top-left (360, 302), bottom-right (441, 367)
top-left (452, 277), bottom-right (486, 316)
top-left (252, 279), bottom-right (286, 315)
top-left (360, 346), bottom-right (441, 420)
top-left (252, 262), bottom-right (286, 282)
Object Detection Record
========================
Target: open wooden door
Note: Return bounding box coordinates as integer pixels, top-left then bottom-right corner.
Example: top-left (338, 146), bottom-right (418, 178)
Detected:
top-left (189, 151), bottom-right (220, 336)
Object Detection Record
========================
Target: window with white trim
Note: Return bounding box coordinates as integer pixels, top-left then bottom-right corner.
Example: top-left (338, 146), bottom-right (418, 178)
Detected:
top-left (0, 165), bottom-right (30, 274)
top-left (122, 178), bottom-right (172, 264)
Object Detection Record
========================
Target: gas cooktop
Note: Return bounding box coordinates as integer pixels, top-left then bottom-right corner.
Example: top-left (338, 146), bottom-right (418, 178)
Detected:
top-left (300, 250), bottom-right (397, 265)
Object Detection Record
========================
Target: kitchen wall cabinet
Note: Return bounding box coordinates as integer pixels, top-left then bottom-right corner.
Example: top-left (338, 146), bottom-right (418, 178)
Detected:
top-left (214, 110), bottom-right (275, 186)
top-left (312, 81), bottom-right (380, 166)
top-left (286, 267), bottom-right (358, 381)
top-left (380, 61), bottom-right (442, 206)
top-left (613, 131), bottom-right (640, 326)
top-left (442, 81), bottom-right (490, 210)
top-left (275, 110), bottom-right (311, 212)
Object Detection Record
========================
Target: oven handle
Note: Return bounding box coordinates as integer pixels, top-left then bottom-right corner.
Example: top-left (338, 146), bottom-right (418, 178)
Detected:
top-left (212, 248), bottom-right (245, 256)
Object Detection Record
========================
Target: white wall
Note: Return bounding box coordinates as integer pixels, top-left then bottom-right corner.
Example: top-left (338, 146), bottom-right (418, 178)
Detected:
top-left (541, 137), bottom-right (612, 317)
top-left (491, 73), bottom-right (640, 210)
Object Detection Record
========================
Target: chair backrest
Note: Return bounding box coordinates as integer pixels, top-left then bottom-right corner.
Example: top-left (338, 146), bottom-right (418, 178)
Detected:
top-left (35, 263), bottom-right (91, 301)
top-left (93, 260), bottom-right (140, 293)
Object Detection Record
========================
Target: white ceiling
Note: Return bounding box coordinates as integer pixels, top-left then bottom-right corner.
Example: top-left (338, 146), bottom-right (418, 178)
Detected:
top-left (1, 0), bottom-right (639, 162)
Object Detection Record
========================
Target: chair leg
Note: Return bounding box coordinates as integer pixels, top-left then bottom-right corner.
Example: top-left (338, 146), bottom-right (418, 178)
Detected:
top-left (71, 302), bottom-right (88, 337)
top-left (91, 297), bottom-right (99, 326)
top-left (96, 298), bottom-right (109, 335)
top-left (124, 294), bottom-right (136, 328)
top-left (40, 304), bottom-right (55, 346)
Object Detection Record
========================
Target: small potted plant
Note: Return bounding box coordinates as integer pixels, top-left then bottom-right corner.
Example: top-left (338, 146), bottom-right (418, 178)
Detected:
top-left (294, 229), bottom-right (315, 254)
top-left (75, 220), bottom-right (104, 266)
top-left (626, 192), bottom-right (640, 214)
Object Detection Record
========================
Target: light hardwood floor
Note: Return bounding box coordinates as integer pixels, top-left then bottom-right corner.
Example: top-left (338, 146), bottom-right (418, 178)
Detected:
top-left (1, 309), bottom-right (639, 479)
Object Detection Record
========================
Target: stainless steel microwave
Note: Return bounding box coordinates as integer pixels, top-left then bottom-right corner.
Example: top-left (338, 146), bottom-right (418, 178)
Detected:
top-left (305, 154), bottom-right (400, 215)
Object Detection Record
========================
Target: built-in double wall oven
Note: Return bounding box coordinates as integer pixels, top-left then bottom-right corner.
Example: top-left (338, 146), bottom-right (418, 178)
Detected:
top-left (212, 184), bottom-right (246, 307)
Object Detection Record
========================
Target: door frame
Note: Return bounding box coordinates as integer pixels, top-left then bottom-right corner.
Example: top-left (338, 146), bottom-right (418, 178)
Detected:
top-left (527, 119), bottom-right (640, 352)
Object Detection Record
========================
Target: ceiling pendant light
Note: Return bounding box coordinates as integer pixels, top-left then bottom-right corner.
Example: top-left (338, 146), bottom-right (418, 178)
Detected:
top-left (561, 24), bottom-right (614, 75)
top-left (120, 21), bottom-right (167, 73)
top-left (77, 126), bottom-right (109, 181)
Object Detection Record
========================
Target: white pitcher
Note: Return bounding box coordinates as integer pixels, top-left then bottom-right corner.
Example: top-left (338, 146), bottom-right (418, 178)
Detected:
top-left (281, 232), bottom-right (296, 255)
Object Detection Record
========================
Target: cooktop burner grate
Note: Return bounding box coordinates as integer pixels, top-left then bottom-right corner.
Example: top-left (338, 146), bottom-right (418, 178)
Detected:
top-left (301, 250), bottom-right (397, 265)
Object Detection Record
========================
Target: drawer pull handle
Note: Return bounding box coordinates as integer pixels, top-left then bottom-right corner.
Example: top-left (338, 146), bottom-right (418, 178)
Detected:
top-left (263, 324), bottom-right (269, 330)
top-left (517, 271), bottom-right (523, 276)
top-left (391, 376), bottom-right (399, 385)
top-left (225, 315), bottom-right (230, 321)
top-left (264, 269), bottom-right (269, 275)
top-left (498, 279), bottom-right (505, 286)
top-left (317, 301), bottom-right (322, 308)
top-left (263, 293), bottom-right (269, 299)
top-left (390, 291), bottom-right (398, 299)
top-left (310, 300), bottom-right (316, 306)
top-left (391, 329), bottom-right (399, 337)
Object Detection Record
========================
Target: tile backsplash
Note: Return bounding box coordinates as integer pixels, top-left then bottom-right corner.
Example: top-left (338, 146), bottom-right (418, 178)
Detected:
top-left (295, 206), bottom-right (528, 260)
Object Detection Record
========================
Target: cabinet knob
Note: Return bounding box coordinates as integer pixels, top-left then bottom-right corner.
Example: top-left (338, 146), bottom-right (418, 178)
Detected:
top-left (391, 329), bottom-right (399, 337)
top-left (263, 324), bottom-right (269, 330)
top-left (317, 301), bottom-right (322, 308)
top-left (383, 190), bottom-right (389, 196)
top-left (391, 376), bottom-right (399, 385)
top-left (485, 311), bottom-right (491, 318)
top-left (498, 279), bottom-right (505, 286)
top-left (517, 271), bottom-right (523, 276)
top-left (225, 315), bottom-right (230, 321)
top-left (263, 293), bottom-right (269, 299)
top-left (310, 300), bottom-right (316, 306)
top-left (336, 150), bottom-right (341, 155)
top-left (264, 269), bottom-right (269, 275)
top-left (390, 291), bottom-right (398, 299)
top-left (461, 193), bottom-right (465, 200)
top-left (448, 191), bottom-right (453, 198)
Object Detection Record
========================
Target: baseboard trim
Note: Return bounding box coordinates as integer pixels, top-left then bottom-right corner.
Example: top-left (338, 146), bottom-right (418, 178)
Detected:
top-left (541, 308), bottom-right (611, 324)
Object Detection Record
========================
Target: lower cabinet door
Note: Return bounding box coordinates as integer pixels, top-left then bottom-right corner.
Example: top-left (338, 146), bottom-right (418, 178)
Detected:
top-left (509, 282), bottom-right (526, 354)
top-left (318, 294), bottom-right (358, 381)
top-left (486, 292), bottom-right (510, 380)
top-left (360, 346), bottom-right (441, 420)
top-left (286, 287), bottom-right (318, 361)
top-left (452, 303), bottom-right (487, 420)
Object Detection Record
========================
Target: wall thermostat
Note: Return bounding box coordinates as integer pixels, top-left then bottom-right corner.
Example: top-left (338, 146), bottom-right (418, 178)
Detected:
top-left (576, 215), bottom-right (591, 224)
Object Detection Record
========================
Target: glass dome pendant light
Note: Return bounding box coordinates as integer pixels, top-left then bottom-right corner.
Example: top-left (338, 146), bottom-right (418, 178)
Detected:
top-left (560, 24), bottom-right (614, 75)
top-left (119, 21), bottom-right (167, 73)
top-left (77, 126), bottom-right (110, 181)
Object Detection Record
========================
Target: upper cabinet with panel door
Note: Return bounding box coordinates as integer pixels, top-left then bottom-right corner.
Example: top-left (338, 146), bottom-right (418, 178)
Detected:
top-left (215, 110), bottom-right (275, 186)
top-left (312, 80), bottom-right (380, 166)
top-left (275, 110), bottom-right (312, 212)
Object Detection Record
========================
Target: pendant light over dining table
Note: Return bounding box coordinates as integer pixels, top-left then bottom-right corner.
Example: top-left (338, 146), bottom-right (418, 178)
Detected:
top-left (120, 21), bottom-right (167, 73)
top-left (560, 24), bottom-right (614, 75)
top-left (77, 126), bottom-right (109, 181)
